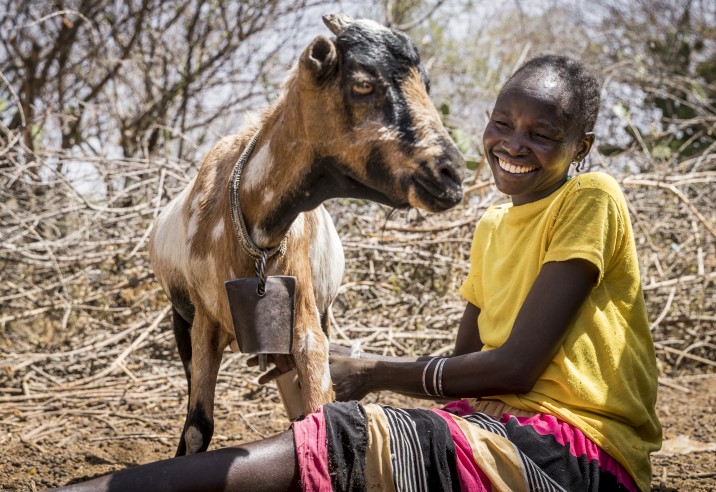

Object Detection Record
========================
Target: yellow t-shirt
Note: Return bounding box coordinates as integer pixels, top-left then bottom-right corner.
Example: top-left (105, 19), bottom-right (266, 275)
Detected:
top-left (459, 172), bottom-right (662, 492)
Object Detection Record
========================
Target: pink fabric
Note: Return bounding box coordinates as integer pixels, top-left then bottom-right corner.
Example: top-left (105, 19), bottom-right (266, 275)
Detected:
top-left (292, 407), bottom-right (332, 492)
top-left (442, 398), bottom-right (478, 417)
top-left (432, 409), bottom-right (491, 492)
top-left (512, 413), bottom-right (639, 492)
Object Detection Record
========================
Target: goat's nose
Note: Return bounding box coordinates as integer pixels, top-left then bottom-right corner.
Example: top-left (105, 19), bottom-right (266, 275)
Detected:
top-left (439, 146), bottom-right (466, 185)
top-left (439, 160), bottom-right (462, 187)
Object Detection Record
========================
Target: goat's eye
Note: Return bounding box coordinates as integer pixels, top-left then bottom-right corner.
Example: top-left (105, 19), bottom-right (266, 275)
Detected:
top-left (352, 81), bottom-right (373, 95)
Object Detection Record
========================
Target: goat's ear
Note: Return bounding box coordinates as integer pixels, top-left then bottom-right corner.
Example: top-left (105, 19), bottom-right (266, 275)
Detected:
top-left (300, 35), bottom-right (337, 82)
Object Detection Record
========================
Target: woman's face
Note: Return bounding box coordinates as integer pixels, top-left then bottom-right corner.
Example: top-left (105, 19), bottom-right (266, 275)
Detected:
top-left (482, 70), bottom-right (593, 206)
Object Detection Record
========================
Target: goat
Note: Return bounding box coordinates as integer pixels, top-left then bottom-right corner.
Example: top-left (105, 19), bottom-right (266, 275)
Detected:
top-left (148, 13), bottom-right (465, 456)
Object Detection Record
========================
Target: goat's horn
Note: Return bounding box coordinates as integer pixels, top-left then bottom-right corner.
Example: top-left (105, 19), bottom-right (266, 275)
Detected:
top-left (322, 13), bottom-right (354, 36)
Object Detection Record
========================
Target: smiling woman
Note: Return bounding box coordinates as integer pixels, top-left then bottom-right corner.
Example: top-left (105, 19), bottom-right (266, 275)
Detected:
top-left (483, 55), bottom-right (599, 205)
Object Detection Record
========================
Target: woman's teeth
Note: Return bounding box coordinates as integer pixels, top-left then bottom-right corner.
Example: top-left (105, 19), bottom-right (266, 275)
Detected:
top-left (498, 158), bottom-right (537, 174)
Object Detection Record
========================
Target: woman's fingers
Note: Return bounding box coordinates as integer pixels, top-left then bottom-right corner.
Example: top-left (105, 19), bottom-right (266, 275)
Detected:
top-left (247, 353), bottom-right (296, 384)
top-left (257, 366), bottom-right (285, 385)
top-left (329, 342), bottom-right (352, 357)
top-left (329, 354), bottom-right (370, 401)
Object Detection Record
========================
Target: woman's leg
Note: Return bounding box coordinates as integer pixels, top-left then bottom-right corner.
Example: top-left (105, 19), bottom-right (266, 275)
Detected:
top-left (55, 430), bottom-right (300, 492)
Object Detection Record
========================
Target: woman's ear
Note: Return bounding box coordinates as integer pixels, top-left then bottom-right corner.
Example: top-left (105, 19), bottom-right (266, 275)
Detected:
top-left (575, 132), bottom-right (596, 161)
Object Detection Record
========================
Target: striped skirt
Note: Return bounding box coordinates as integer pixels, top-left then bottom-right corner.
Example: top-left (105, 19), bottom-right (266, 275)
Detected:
top-left (293, 399), bottom-right (639, 492)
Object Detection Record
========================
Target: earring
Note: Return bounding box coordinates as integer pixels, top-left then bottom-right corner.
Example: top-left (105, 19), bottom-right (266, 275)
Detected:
top-left (573, 156), bottom-right (585, 173)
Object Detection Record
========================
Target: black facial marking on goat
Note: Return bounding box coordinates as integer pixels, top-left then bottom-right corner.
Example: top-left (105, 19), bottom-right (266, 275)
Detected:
top-left (336, 24), bottom-right (427, 144)
top-left (337, 23), bottom-right (423, 75)
top-left (365, 147), bottom-right (396, 188)
top-left (386, 85), bottom-right (418, 145)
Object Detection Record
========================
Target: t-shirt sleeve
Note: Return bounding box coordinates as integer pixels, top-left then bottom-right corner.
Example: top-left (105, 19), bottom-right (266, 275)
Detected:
top-left (543, 188), bottom-right (625, 284)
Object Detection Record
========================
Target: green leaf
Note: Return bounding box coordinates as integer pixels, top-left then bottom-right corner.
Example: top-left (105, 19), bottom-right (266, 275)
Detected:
top-left (651, 144), bottom-right (672, 160)
top-left (465, 159), bottom-right (480, 171)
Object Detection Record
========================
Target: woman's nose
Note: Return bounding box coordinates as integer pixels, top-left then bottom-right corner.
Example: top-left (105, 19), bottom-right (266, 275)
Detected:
top-left (502, 133), bottom-right (528, 156)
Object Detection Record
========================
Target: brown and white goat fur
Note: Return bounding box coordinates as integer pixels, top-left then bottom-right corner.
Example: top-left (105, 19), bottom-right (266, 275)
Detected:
top-left (149, 14), bottom-right (465, 456)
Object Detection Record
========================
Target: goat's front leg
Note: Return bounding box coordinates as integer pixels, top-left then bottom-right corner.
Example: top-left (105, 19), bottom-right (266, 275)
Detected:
top-left (179, 312), bottom-right (225, 455)
top-left (293, 300), bottom-right (335, 416)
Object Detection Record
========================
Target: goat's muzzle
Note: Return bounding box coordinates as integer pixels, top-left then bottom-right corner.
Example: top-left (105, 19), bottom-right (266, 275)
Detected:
top-left (409, 150), bottom-right (465, 212)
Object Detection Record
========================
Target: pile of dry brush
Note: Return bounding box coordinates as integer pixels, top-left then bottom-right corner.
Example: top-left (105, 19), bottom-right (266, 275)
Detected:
top-left (1, 126), bottom-right (714, 451)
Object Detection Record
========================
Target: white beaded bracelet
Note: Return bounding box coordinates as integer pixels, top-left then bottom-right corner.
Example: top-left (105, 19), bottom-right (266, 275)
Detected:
top-left (432, 357), bottom-right (441, 397)
top-left (435, 357), bottom-right (447, 397)
top-left (422, 357), bottom-right (438, 396)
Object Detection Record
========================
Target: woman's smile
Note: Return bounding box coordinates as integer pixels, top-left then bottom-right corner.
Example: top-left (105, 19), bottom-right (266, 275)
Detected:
top-left (497, 157), bottom-right (538, 175)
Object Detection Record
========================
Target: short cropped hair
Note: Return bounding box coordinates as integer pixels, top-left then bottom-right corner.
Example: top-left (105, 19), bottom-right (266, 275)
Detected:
top-left (505, 55), bottom-right (601, 135)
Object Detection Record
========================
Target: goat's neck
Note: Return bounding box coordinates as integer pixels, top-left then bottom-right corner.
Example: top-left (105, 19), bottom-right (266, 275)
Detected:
top-left (239, 93), bottom-right (326, 249)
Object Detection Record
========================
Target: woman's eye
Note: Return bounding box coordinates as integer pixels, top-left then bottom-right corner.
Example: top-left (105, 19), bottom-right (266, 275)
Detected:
top-left (352, 81), bottom-right (373, 95)
top-left (494, 120), bottom-right (508, 128)
top-left (534, 132), bottom-right (558, 142)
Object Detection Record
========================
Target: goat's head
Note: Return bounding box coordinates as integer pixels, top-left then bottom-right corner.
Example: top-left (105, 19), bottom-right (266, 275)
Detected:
top-left (294, 13), bottom-right (465, 213)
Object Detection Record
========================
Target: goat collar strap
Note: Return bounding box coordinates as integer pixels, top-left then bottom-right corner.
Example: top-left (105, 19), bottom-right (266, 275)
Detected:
top-left (229, 131), bottom-right (288, 261)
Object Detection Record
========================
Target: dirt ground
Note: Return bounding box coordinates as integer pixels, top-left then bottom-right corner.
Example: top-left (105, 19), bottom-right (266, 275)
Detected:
top-left (0, 368), bottom-right (713, 491)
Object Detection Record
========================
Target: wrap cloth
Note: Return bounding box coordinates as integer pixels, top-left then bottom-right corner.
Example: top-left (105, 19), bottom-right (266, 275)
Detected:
top-left (293, 399), bottom-right (639, 492)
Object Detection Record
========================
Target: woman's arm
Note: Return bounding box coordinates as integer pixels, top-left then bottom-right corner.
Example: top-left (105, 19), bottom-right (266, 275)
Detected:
top-left (330, 303), bottom-right (481, 401)
top-left (343, 259), bottom-right (598, 399)
top-left (453, 302), bottom-right (482, 356)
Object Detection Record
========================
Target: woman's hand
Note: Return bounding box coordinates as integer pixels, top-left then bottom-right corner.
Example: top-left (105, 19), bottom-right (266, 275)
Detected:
top-left (248, 344), bottom-right (356, 385)
top-left (329, 353), bottom-right (373, 402)
top-left (246, 353), bottom-right (295, 384)
top-left (329, 342), bottom-right (353, 357)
